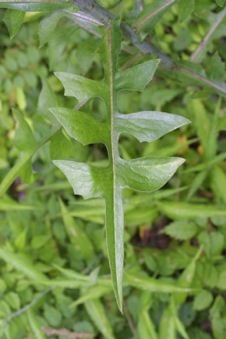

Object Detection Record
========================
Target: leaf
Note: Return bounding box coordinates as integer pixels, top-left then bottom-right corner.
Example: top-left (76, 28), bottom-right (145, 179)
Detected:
top-left (0, 196), bottom-right (35, 211)
top-left (135, 0), bottom-right (176, 31)
top-left (158, 202), bottom-right (226, 219)
top-left (178, 0), bottom-right (194, 22)
top-left (0, 248), bottom-right (48, 282)
top-left (137, 293), bottom-right (158, 339)
top-left (12, 110), bottom-right (36, 153)
top-left (211, 166), bottom-right (226, 204)
top-left (53, 161), bottom-right (106, 199)
top-left (50, 108), bottom-right (109, 144)
top-left (27, 311), bottom-right (45, 339)
top-left (198, 231), bottom-right (224, 258)
top-left (53, 21), bottom-right (188, 311)
top-left (124, 272), bottom-right (193, 293)
top-left (44, 304), bottom-right (62, 327)
top-left (163, 221), bottom-right (198, 240)
top-left (115, 111), bottom-right (190, 143)
top-left (186, 170), bottom-right (207, 200)
top-left (54, 72), bottom-right (107, 104)
top-left (159, 303), bottom-right (176, 339)
top-left (193, 290), bottom-right (213, 311)
top-left (160, 297), bottom-right (189, 339)
top-left (115, 60), bottom-right (159, 91)
top-left (72, 285), bottom-right (112, 308)
top-left (85, 299), bottom-right (115, 339)
top-left (207, 52), bottom-right (225, 81)
top-left (191, 99), bottom-right (210, 158)
top-left (0, 126), bottom-right (59, 195)
top-left (3, 9), bottom-right (25, 39)
top-left (0, 2), bottom-right (71, 12)
top-left (38, 77), bottom-right (58, 117)
top-left (174, 247), bottom-right (202, 305)
top-left (215, 0), bottom-right (226, 6)
top-left (39, 11), bottom-right (62, 47)
top-left (138, 310), bottom-right (158, 339)
top-left (118, 157), bottom-right (184, 192)
top-left (59, 199), bottom-right (94, 261)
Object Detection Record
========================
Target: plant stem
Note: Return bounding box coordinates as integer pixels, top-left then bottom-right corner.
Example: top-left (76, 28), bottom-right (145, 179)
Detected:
top-left (70, 0), bottom-right (226, 96)
top-left (190, 8), bottom-right (226, 62)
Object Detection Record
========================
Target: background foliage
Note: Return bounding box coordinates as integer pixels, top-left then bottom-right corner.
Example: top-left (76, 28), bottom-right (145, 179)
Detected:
top-left (0, 0), bottom-right (226, 338)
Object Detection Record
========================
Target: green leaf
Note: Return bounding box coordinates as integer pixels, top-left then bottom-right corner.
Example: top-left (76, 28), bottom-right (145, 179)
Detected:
top-left (38, 77), bottom-right (58, 113)
top-left (163, 221), bottom-right (198, 240)
top-left (135, 0), bottom-right (176, 31)
top-left (215, 0), bottom-right (226, 6)
top-left (59, 199), bottom-right (94, 261)
top-left (0, 196), bottom-right (35, 211)
top-left (124, 272), bottom-right (193, 293)
top-left (54, 72), bottom-right (107, 104)
top-left (115, 60), bottom-right (159, 91)
top-left (50, 108), bottom-right (109, 144)
top-left (0, 248), bottom-right (48, 282)
top-left (72, 284), bottom-right (112, 308)
top-left (211, 166), bottom-right (226, 204)
top-left (4, 292), bottom-right (20, 310)
top-left (198, 231), bottom-right (224, 258)
top-left (44, 304), bottom-right (62, 327)
top-left (138, 310), bottom-right (158, 339)
top-left (118, 157), bottom-right (184, 192)
top-left (12, 110), bottom-right (36, 153)
top-left (0, 127), bottom-right (59, 195)
top-left (207, 52), bottom-right (225, 81)
top-left (158, 202), bottom-right (226, 219)
top-left (3, 9), bottom-right (25, 39)
top-left (85, 299), bottom-right (115, 339)
top-left (191, 99), bottom-right (210, 158)
top-left (178, 0), bottom-right (194, 22)
top-left (115, 111), bottom-right (190, 143)
top-left (27, 311), bottom-right (45, 339)
top-left (217, 271), bottom-right (226, 290)
top-left (160, 297), bottom-right (189, 339)
top-left (137, 293), bottom-right (158, 339)
top-left (0, 2), bottom-right (71, 12)
top-left (175, 317), bottom-right (189, 339)
top-left (175, 247), bottom-right (202, 305)
top-left (159, 303), bottom-right (176, 339)
top-left (193, 290), bottom-right (213, 311)
top-left (53, 21), bottom-right (188, 312)
top-left (53, 161), bottom-right (106, 199)
top-left (39, 11), bottom-right (62, 47)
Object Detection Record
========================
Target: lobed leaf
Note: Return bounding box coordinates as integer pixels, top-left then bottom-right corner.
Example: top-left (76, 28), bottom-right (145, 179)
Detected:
top-left (115, 111), bottom-right (190, 142)
top-left (115, 60), bottom-right (159, 91)
top-left (50, 107), bottom-right (109, 145)
top-left (118, 157), bottom-right (184, 191)
top-left (53, 21), bottom-right (189, 311)
top-left (53, 160), bottom-right (106, 199)
top-left (55, 72), bottom-right (107, 103)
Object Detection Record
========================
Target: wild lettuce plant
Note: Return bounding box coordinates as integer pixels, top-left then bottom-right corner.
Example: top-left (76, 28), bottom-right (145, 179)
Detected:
top-left (50, 21), bottom-right (189, 311)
